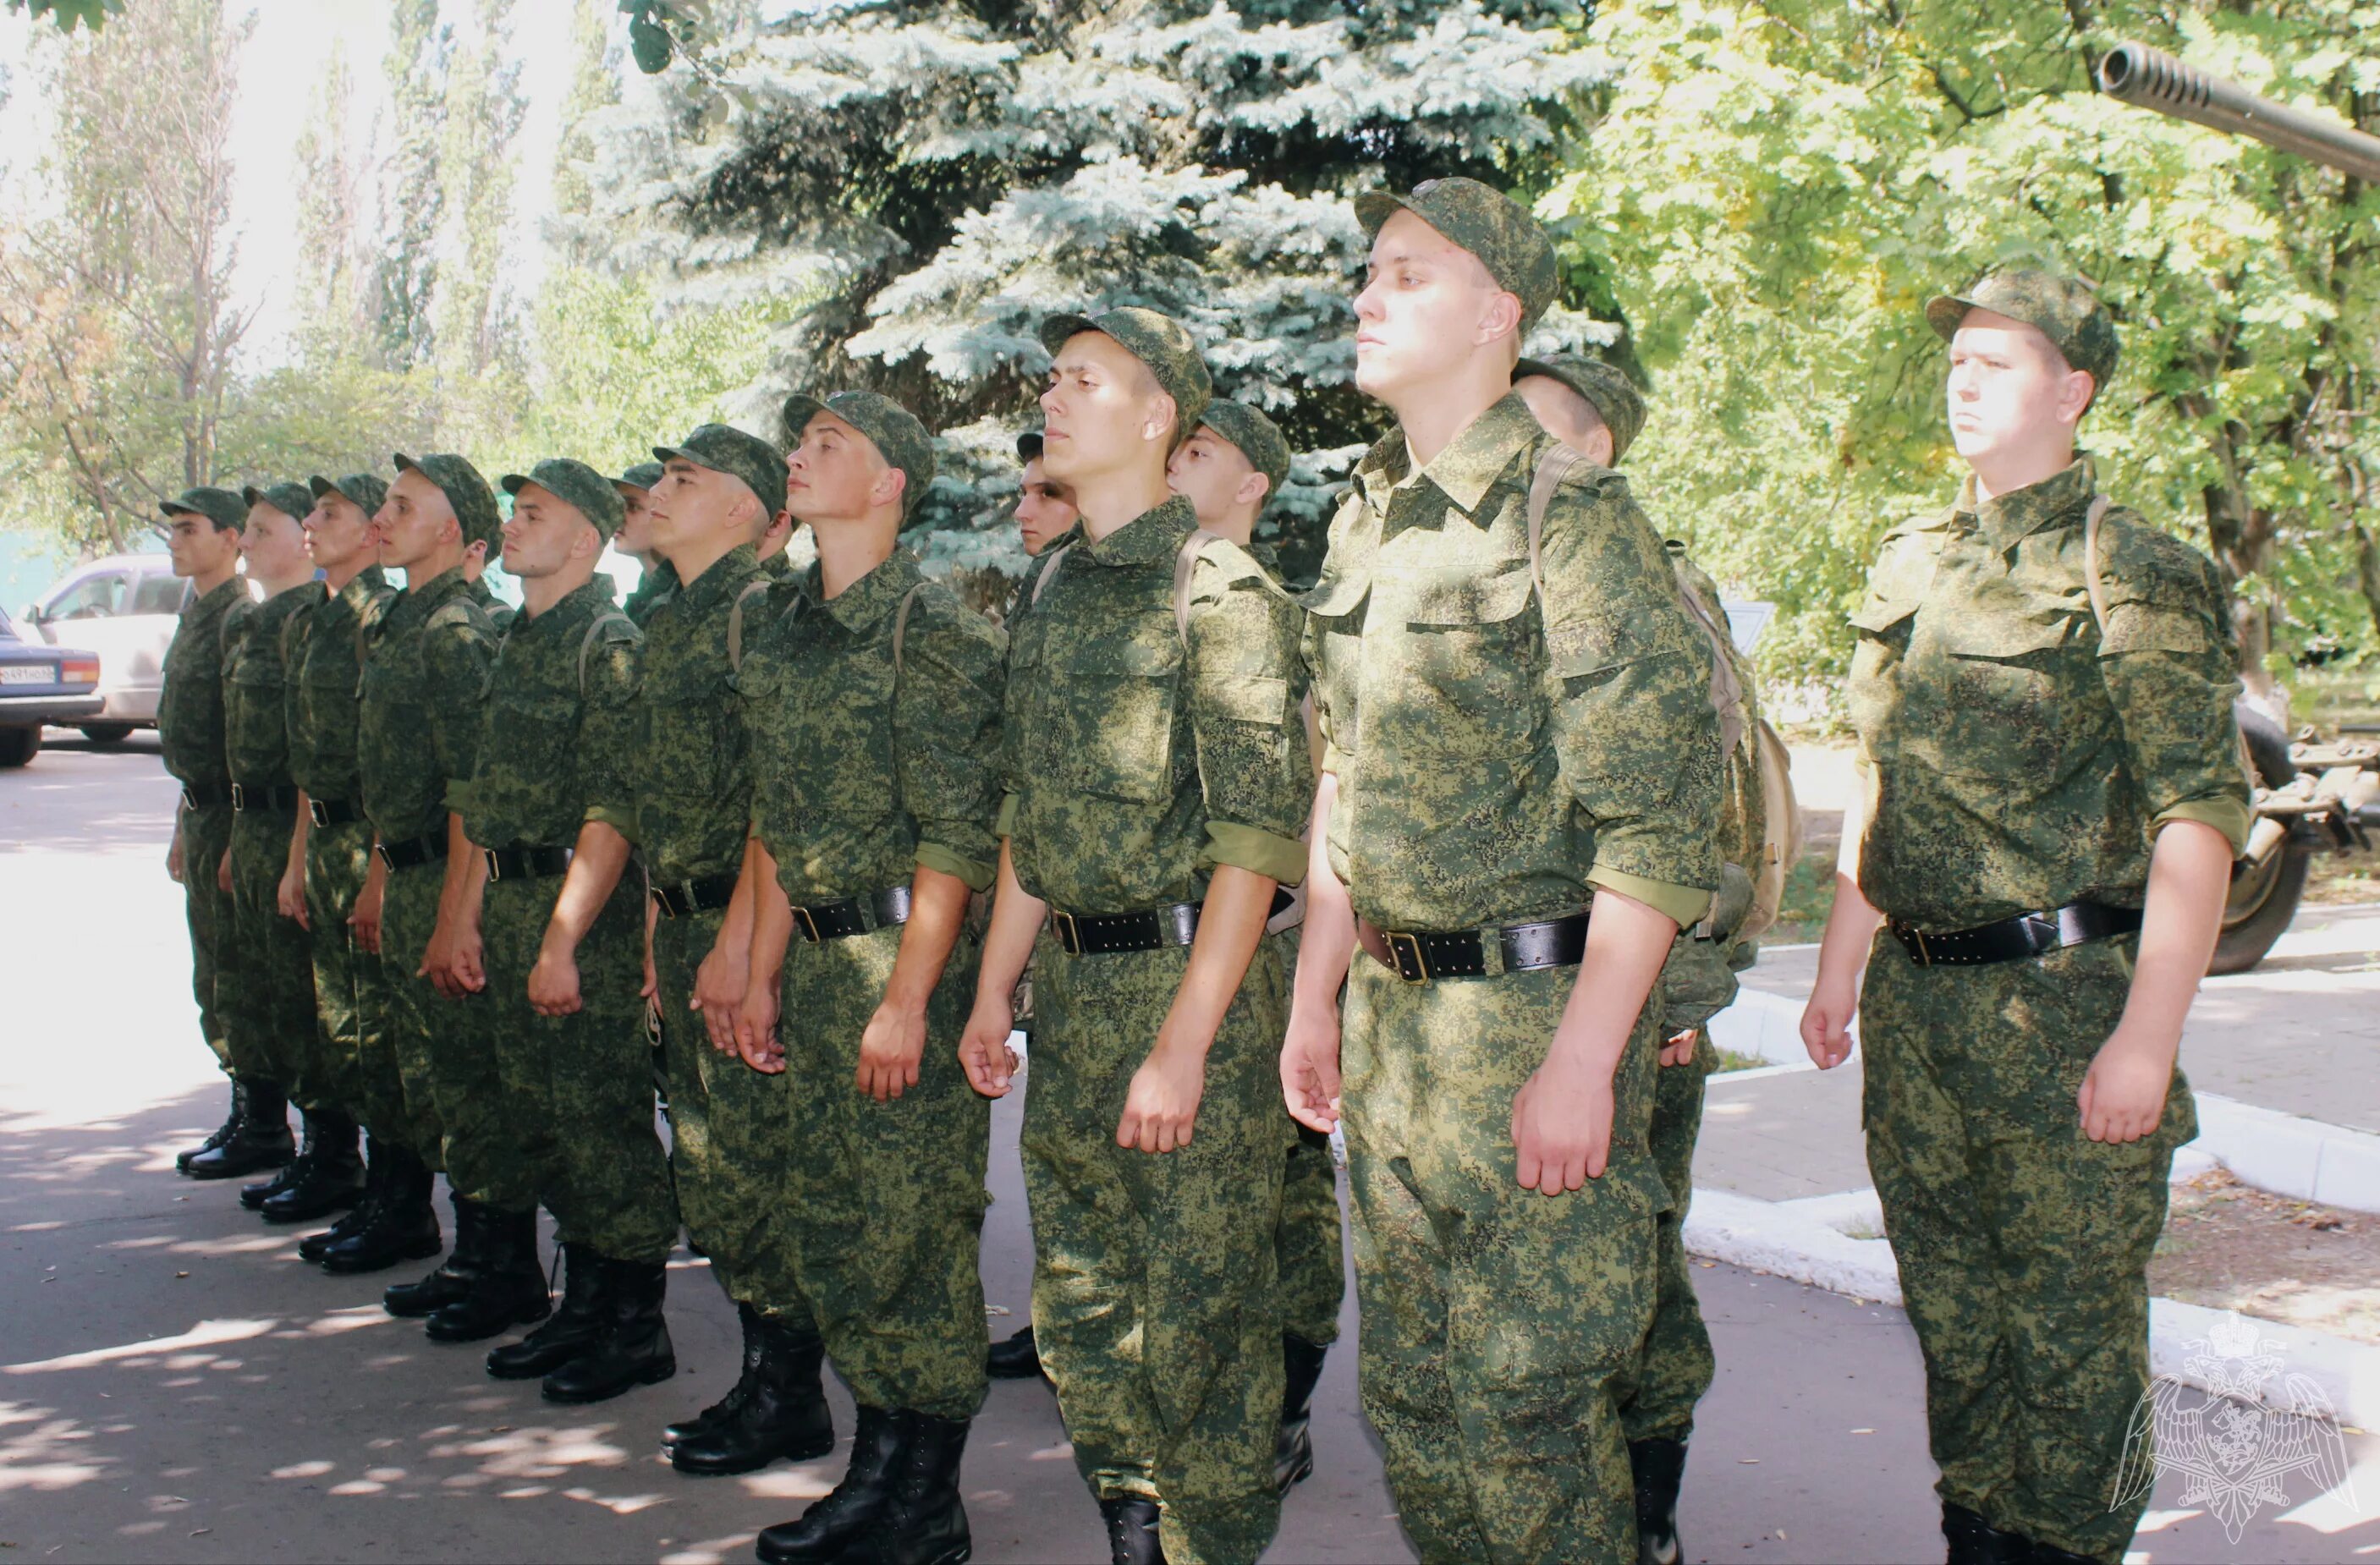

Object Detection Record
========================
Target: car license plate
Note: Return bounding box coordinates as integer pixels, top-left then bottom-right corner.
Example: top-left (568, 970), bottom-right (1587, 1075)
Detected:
top-left (0, 665), bottom-right (52, 685)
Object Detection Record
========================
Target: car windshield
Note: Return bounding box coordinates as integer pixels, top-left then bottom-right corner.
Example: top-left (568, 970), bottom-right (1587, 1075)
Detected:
top-left (44, 570), bottom-right (128, 618)
top-left (131, 573), bottom-right (188, 613)
top-left (0, 606), bottom-right (15, 639)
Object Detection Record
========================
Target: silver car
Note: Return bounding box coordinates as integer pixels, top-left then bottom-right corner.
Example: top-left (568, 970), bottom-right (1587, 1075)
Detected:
top-left (17, 553), bottom-right (195, 742)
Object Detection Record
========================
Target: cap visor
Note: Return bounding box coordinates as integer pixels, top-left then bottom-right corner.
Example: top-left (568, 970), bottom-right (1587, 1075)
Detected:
top-left (158, 503), bottom-right (198, 519)
top-left (1353, 191), bottom-right (1411, 241)
top-left (1038, 312), bottom-right (1100, 358)
top-left (499, 474), bottom-right (532, 495)
top-left (1924, 294), bottom-right (1978, 343)
top-left (307, 475), bottom-right (338, 499)
top-left (780, 393), bottom-right (827, 447)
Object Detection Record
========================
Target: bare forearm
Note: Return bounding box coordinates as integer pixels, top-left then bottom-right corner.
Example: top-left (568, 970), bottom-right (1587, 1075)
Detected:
top-left (1813, 779), bottom-right (1886, 994)
top-left (744, 852), bottom-right (794, 992)
top-left (437, 812), bottom-right (486, 924)
top-left (286, 793), bottom-right (311, 875)
top-left (2117, 819), bottom-right (2231, 1049)
top-left (1292, 773), bottom-right (1355, 1013)
top-left (973, 840), bottom-right (1047, 1008)
top-left (1164, 865), bottom-right (1274, 1054)
top-left (542, 821), bottom-right (633, 952)
top-left (883, 865), bottom-right (971, 1014)
top-left (1549, 886), bottom-right (1677, 1075)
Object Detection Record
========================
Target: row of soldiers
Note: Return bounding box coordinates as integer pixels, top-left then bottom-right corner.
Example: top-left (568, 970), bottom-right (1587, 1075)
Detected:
top-left (152, 175), bottom-right (2245, 1565)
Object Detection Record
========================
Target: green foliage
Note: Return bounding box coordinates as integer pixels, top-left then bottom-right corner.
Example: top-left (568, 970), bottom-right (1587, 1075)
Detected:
top-left (1547, 0), bottom-right (2380, 704)
top-left (6, 0), bottom-right (118, 34)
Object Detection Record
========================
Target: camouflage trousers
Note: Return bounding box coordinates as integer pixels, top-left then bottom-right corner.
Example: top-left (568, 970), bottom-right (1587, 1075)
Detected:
top-left (303, 819), bottom-right (393, 1134)
top-left (179, 800), bottom-right (235, 1075)
top-left (224, 806), bottom-right (318, 1102)
top-left (436, 872), bottom-right (676, 1260)
top-left (1278, 1125), bottom-right (1345, 1345)
top-left (377, 859), bottom-right (453, 1170)
top-left (1025, 932), bottom-right (1292, 1565)
top-left (1617, 1031), bottom-right (1717, 1444)
top-left (761, 921), bottom-right (989, 1419)
top-left (1862, 931), bottom-right (2190, 1565)
top-left (655, 908), bottom-right (804, 1322)
top-left (1341, 955), bottom-right (1665, 1565)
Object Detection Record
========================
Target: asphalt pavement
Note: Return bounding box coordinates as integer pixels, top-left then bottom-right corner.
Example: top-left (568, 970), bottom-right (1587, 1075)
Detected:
top-left (2, 737), bottom-right (2371, 1562)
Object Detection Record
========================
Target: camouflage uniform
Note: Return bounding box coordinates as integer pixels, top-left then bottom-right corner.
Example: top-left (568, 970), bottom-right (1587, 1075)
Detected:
top-left (739, 545), bottom-right (1005, 1420)
top-left (1304, 387), bottom-right (1723, 1563)
top-left (358, 562), bottom-right (497, 1168)
top-left (220, 568), bottom-right (324, 1103)
top-left (159, 552), bottom-right (249, 1078)
top-left (285, 526), bottom-right (397, 1139)
top-left (624, 558), bottom-right (678, 629)
top-left (468, 574), bottom-right (516, 636)
top-left (1003, 484), bottom-right (1312, 1565)
top-left (1849, 454), bottom-right (2250, 1562)
top-left (453, 572), bottom-right (675, 1263)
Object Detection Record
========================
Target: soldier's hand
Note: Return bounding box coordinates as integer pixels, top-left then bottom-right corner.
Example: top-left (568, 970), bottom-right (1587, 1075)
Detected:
top-left (216, 848), bottom-right (233, 895)
top-left (735, 982), bottom-right (783, 1074)
top-left (167, 826), bottom-right (184, 884)
top-left (528, 938), bottom-right (583, 1016)
top-left (2079, 1025), bottom-right (2175, 1145)
top-left (278, 859), bottom-right (310, 927)
top-left (692, 939), bottom-right (750, 1056)
top-left (958, 1000), bottom-right (1018, 1099)
top-left (856, 1002), bottom-right (927, 1101)
top-left (350, 873), bottom-right (385, 954)
top-left (1660, 1029), bottom-right (1699, 1067)
top-left (1280, 999), bottom-right (1343, 1134)
top-left (1118, 1035), bottom-right (1206, 1155)
top-left (1799, 978), bottom-right (1858, 1070)
top-left (1510, 1052), bottom-right (1613, 1196)
top-left (422, 917), bottom-right (486, 999)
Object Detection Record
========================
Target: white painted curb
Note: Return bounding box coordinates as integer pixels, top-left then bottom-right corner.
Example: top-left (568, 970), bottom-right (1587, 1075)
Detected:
top-left (2186, 1092), bottom-right (2380, 1215)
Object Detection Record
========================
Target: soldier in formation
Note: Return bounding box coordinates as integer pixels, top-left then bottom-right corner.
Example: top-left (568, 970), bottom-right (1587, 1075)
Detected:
top-left (152, 176), bottom-right (2241, 1565)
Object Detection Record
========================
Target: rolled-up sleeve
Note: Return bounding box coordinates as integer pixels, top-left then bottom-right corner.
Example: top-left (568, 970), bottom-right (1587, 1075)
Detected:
top-left (427, 612), bottom-right (494, 815)
top-left (1185, 545), bottom-right (1313, 885)
top-left (1536, 471), bottom-right (1722, 929)
top-left (2097, 534), bottom-right (2253, 854)
top-left (581, 625), bottom-right (644, 839)
top-left (896, 597), bottom-right (1009, 892)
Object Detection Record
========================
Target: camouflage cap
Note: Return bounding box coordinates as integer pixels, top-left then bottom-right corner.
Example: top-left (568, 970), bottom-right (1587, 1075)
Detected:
top-left (1355, 177), bottom-right (1559, 327)
top-left (1039, 306), bottom-right (1212, 434)
top-left (1015, 429), bottom-right (1044, 464)
top-left (651, 423), bottom-right (787, 519)
top-left (781, 390), bottom-right (938, 523)
top-left (1515, 355), bottom-right (1647, 462)
top-left (309, 472), bottom-right (389, 517)
top-left (241, 480), bottom-right (316, 524)
top-left (1926, 267), bottom-right (2119, 393)
top-left (1195, 398), bottom-right (1290, 506)
top-left (160, 486), bottom-right (247, 531)
top-left (502, 458), bottom-right (628, 541)
top-left (392, 452), bottom-right (503, 553)
top-left (613, 460), bottom-right (665, 493)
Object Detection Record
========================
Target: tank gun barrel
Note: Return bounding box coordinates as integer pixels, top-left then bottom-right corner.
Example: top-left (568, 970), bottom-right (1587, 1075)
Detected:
top-left (2098, 41), bottom-right (2380, 183)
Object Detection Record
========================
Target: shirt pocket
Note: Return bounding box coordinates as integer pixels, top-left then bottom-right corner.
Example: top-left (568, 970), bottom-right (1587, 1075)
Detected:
top-left (1300, 570), bottom-right (1370, 762)
top-left (1844, 595), bottom-right (1918, 750)
top-left (1912, 611), bottom-right (2110, 780)
top-left (641, 674), bottom-right (738, 801)
top-left (785, 654), bottom-right (897, 827)
top-left (1050, 616), bottom-right (1182, 803)
top-left (1382, 562), bottom-right (1539, 760)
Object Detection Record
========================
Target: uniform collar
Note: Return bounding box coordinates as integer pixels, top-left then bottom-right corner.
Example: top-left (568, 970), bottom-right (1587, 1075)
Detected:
top-left (1080, 493), bottom-right (1198, 567)
top-left (1352, 393), bottom-right (1540, 518)
top-left (1954, 458), bottom-right (2095, 552)
top-left (806, 547), bottom-right (923, 634)
top-left (518, 574), bottom-right (616, 632)
top-left (333, 564), bottom-right (386, 617)
top-left (190, 574), bottom-right (245, 619)
top-left (677, 543), bottom-right (760, 610)
top-left (408, 563), bottom-right (470, 610)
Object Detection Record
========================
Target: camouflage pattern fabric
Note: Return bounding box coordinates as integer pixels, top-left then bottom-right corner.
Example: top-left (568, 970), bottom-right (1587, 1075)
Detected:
top-left (1353, 178), bottom-right (1558, 326)
top-left (377, 859), bottom-right (453, 1167)
top-left (285, 566), bottom-right (391, 813)
top-left (450, 577), bottom-right (673, 1259)
top-left (1277, 1122), bottom-right (1344, 1346)
top-left (779, 392), bottom-right (938, 521)
top-left (623, 559), bottom-right (678, 629)
top-left (1516, 356), bottom-right (1646, 463)
top-left (160, 575), bottom-right (248, 1074)
top-left (1925, 268), bottom-right (2119, 392)
top-left (467, 574), bottom-right (515, 636)
top-left (1847, 459), bottom-right (2244, 1559)
top-left (651, 425), bottom-right (787, 521)
top-left (1037, 309), bottom-right (1212, 433)
top-left (1026, 935), bottom-right (1293, 1565)
top-left (1341, 957), bottom-right (1664, 1564)
top-left (632, 546), bottom-right (763, 886)
top-left (1615, 1026), bottom-right (1718, 1447)
top-left (393, 453), bottom-right (503, 555)
top-left (1197, 400), bottom-right (1290, 502)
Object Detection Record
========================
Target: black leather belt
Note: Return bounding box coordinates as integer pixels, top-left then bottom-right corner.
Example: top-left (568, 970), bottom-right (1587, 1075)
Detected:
top-left (651, 874), bottom-right (740, 919)
top-left (794, 884), bottom-right (913, 942)
top-left (1891, 900), bottom-right (2143, 968)
top-left (180, 781), bottom-right (232, 810)
top-left (309, 796), bottom-right (363, 827)
top-left (1048, 888), bottom-right (1294, 957)
top-left (484, 845), bottom-right (574, 881)
top-left (231, 781), bottom-right (301, 815)
top-left (375, 833), bottom-right (450, 872)
top-left (1367, 910), bottom-right (1592, 983)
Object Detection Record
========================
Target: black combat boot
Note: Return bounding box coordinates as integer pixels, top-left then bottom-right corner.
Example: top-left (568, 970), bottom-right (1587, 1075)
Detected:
top-left (300, 1134), bottom-right (388, 1263)
top-left (1098, 1496), bottom-right (1165, 1565)
top-left (487, 1242), bottom-right (606, 1380)
top-left (756, 1404), bottom-right (905, 1563)
top-left (320, 1143), bottom-right (442, 1274)
top-left (239, 1110), bottom-right (314, 1211)
top-left (866, 1410), bottom-right (972, 1565)
top-left (1274, 1332), bottom-right (1327, 1493)
top-left (985, 1323), bottom-right (1044, 1381)
top-left (663, 1299), bottom-right (765, 1452)
top-left (184, 1080), bottom-right (294, 1180)
top-left (542, 1257), bottom-right (677, 1403)
top-left (1942, 1502), bottom-right (2031, 1565)
top-left (425, 1205), bottom-right (552, 1343)
top-left (178, 1080), bottom-right (245, 1174)
top-left (1629, 1436), bottom-right (1688, 1565)
top-left (261, 1108), bottom-right (366, 1223)
top-left (379, 1189), bottom-right (484, 1308)
top-left (669, 1314), bottom-right (833, 1475)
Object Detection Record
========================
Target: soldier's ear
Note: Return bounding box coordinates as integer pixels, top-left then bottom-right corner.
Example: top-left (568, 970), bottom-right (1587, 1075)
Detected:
top-left (1143, 391), bottom-right (1179, 448)
top-left (1237, 470), bottom-right (1270, 508)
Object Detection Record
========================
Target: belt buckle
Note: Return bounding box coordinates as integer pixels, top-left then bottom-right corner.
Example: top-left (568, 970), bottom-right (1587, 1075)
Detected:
top-left (1386, 931), bottom-right (1430, 984)
top-left (309, 798), bottom-right (330, 827)
top-left (649, 884), bottom-right (674, 919)
top-left (229, 782), bottom-right (247, 811)
top-left (1052, 909), bottom-right (1082, 956)
top-left (375, 842), bottom-right (395, 873)
top-left (482, 848), bottom-right (503, 882)
top-left (793, 904), bottom-right (822, 942)
top-left (1905, 924), bottom-right (1932, 967)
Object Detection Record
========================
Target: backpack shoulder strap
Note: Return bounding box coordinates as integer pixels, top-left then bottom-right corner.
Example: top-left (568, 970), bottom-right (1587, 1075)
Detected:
top-left (1173, 528), bottom-right (1225, 648)
top-left (1525, 447), bottom-right (1583, 617)
top-left (727, 579), bottom-right (771, 673)
top-left (1668, 555), bottom-right (1750, 760)
top-left (2082, 495), bottom-right (2113, 638)
top-left (1028, 543), bottom-right (1072, 609)
top-left (890, 580), bottom-right (929, 682)
top-left (577, 611), bottom-right (635, 698)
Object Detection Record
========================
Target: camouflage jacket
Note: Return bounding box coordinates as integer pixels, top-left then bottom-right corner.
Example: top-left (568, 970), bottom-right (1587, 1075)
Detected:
top-left (358, 565), bottom-right (496, 846)
top-left (221, 583), bottom-right (319, 789)
top-left (1303, 393), bottom-right (1722, 934)
top-left (624, 559), bottom-right (679, 629)
top-left (740, 550), bottom-right (1006, 903)
top-left (158, 575), bottom-right (249, 791)
top-left (468, 574), bottom-right (516, 636)
top-left (457, 576), bottom-right (640, 853)
top-left (1849, 459), bottom-right (2252, 929)
top-left (285, 566), bottom-right (393, 806)
top-left (633, 544), bottom-right (767, 886)
top-left (1000, 494), bottom-right (1311, 914)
